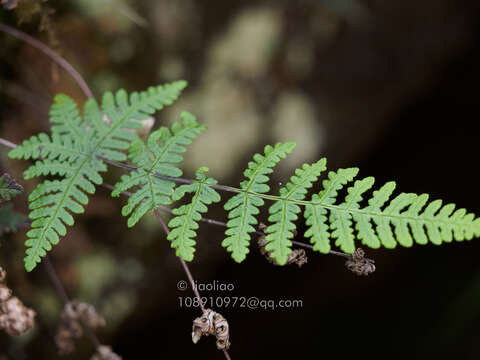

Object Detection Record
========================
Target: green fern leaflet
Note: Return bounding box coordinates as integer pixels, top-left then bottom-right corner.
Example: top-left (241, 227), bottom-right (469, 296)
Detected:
top-left (168, 167), bottom-right (221, 261)
top-left (222, 142), bottom-right (295, 262)
top-left (9, 81), bottom-right (186, 271)
top-left (265, 159), bottom-right (327, 265)
top-left (112, 111), bottom-right (205, 227)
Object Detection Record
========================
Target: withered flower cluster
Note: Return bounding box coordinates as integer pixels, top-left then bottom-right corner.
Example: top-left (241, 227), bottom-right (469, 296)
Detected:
top-left (345, 248), bottom-right (376, 276)
top-left (257, 224), bottom-right (308, 267)
top-left (0, 266), bottom-right (36, 336)
top-left (55, 301), bottom-right (106, 355)
top-left (192, 309), bottom-right (230, 350)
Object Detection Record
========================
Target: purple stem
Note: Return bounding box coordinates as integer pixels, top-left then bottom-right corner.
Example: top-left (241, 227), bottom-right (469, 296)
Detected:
top-left (0, 23), bottom-right (94, 99)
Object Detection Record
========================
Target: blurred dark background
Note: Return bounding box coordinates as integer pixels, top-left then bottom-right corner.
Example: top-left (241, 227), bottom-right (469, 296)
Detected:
top-left (1, 0), bottom-right (480, 359)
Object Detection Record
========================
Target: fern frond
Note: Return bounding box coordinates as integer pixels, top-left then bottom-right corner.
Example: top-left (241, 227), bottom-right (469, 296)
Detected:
top-left (8, 81), bottom-right (186, 271)
top-left (265, 159), bottom-right (327, 265)
top-left (0, 173), bottom-right (23, 201)
top-left (222, 142), bottom-right (296, 262)
top-left (112, 111), bottom-right (205, 227)
top-left (167, 167), bottom-right (221, 261)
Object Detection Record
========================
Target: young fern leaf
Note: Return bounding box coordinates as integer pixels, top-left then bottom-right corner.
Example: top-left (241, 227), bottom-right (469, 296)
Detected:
top-left (9, 81), bottom-right (186, 271)
top-left (265, 159), bottom-right (327, 265)
top-left (222, 142), bottom-right (296, 262)
top-left (112, 111), bottom-right (205, 227)
top-left (167, 167), bottom-right (221, 261)
top-left (303, 162), bottom-right (480, 254)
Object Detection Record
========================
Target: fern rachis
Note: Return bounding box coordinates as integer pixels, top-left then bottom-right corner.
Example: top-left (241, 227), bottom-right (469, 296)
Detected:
top-left (6, 82), bottom-right (480, 271)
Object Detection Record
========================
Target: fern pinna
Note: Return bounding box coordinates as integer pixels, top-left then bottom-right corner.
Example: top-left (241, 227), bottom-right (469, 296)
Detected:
top-left (111, 111), bottom-right (205, 227)
top-left (168, 167), bottom-right (221, 261)
top-left (8, 81), bottom-right (186, 271)
top-left (222, 142), bottom-right (295, 262)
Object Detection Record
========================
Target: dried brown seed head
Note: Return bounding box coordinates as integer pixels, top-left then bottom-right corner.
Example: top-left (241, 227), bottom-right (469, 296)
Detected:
top-left (285, 249), bottom-right (308, 267)
top-left (257, 236), bottom-right (308, 267)
top-left (192, 309), bottom-right (230, 350)
top-left (345, 248), bottom-right (376, 276)
top-left (62, 301), bottom-right (106, 329)
top-left (55, 301), bottom-right (106, 355)
top-left (0, 297), bottom-right (36, 336)
top-left (0, 285), bottom-right (12, 302)
top-left (55, 324), bottom-right (77, 355)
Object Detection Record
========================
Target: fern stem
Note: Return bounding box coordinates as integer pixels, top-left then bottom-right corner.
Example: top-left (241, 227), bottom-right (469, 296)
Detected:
top-left (42, 255), bottom-right (70, 304)
top-left (0, 139), bottom-right (119, 349)
top-left (153, 210), bottom-right (205, 312)
top-left (101, 157), bottom-right (471, 230)
top-left (101, 182), bottom-right (352, 260)
top-left (0, 137), bottom-right (17, 149)
top-left (153, 210), bottom-right (232, 360)
top-left (0, 142), bottom-right (356, 218)
top-left (42, 255), bottom-right (102, 349)
top-left (2, 138), bottom-right (461, 234)
top-left (101, 156), bottom-right (193, 185)
top-left (0, 23), bottom-right (94, 99)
